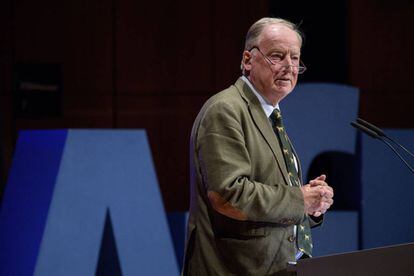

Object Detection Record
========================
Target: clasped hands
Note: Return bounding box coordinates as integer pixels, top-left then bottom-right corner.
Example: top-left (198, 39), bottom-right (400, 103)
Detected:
top-left (300, 174), bottom-right (334, 217)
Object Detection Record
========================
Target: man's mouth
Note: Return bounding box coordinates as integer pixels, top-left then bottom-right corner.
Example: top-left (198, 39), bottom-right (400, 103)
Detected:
top-left (275, 78), bottom-right (291, 84)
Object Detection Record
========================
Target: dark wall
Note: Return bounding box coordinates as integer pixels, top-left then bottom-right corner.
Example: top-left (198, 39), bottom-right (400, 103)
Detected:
top-left (349, 0), bottom-right (414, 128)
top-left (270, 0), bottom-right (348, 84)
top-left (1, 0), bottom-right (413, 211)
top-left (270, 0), bottom-right (414, 130)
top-left (0, 0), bottom-right (13, 203)
top-left (0, 0), bottom-right (269, 210)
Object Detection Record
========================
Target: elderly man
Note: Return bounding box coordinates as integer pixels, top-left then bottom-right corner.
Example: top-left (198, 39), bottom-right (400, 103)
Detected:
top-left (183, 17), bottom-right (334, 275)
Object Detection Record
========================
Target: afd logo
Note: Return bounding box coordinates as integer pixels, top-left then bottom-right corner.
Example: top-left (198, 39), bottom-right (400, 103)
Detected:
top-left (0, 130), bottom-right (178, 276)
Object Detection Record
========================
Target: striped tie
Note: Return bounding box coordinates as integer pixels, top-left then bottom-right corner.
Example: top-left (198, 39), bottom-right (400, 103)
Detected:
top-left (270, 108), bottom-right (313, 257)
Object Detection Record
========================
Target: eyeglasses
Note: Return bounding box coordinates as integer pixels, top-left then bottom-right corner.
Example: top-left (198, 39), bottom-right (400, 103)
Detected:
top-left (249, 46), bottom-right (307, 74)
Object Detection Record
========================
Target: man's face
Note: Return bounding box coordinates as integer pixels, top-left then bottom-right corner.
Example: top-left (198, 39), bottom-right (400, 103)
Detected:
top-left (243, 24), bottom-right (302, 105)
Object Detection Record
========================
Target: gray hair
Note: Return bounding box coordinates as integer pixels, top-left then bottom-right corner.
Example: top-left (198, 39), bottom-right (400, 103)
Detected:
top-left (244, 17), bottom-right (303, 50)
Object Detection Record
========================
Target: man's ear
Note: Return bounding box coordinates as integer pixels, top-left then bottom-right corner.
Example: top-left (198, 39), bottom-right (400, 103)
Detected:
top-left (242, 50), bottom-right (252, 72)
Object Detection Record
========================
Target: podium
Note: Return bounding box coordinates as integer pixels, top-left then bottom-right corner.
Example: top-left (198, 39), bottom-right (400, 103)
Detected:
top-left (295, 242), bottom-right (414, 276)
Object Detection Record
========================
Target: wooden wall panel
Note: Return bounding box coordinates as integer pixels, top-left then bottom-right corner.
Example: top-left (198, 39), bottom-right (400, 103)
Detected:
top-left (14, 0), bottom-right (64, 62)
top-left (116, 94), bottom-right (208, 210)
top-left (3, 0), bottom-right (413, 213)
top-left (0, 0), bottom-right (13, 190)
top-left (3, 0), bottom-right (270, 211)
top-left (213, 0), bottom-right (269, 90)
top-left (349, 0), bottom-right (414, 127)
top-left (116, 0), bottom-right (213, 94)
top-left (13, 0), bottom-right (114, 128)
top-left (115, 0), bottom-right (269, 210)
top-left (14, 0), bottom-right (113, 92)
top-left (62, 0), bottom-right (114, 127)
top-left (62, 0), bottom-right (114, 94)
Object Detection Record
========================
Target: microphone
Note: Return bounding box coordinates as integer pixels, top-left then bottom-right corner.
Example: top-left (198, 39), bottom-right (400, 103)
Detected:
top-left (351, 120), bottom-right (414, 174)
top-left (356, 118), bottom-right (385, 137)
top-left (350, 122), bottom-right (379, 139)
top-left (356, 118), bottom-right (414, 159)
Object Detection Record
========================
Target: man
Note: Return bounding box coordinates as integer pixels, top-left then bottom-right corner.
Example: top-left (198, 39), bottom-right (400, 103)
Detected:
top-left (183, 17), bottom-right (334, 275)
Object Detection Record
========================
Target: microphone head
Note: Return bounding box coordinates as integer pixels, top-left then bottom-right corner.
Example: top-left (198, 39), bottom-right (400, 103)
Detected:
top-left (356, 118), bottom-right (385, 137)
top-left (350, 121), bottom-right (380, 139)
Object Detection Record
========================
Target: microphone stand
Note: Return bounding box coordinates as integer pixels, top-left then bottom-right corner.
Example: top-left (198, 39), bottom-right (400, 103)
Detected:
top-left (350, 121), bottom-right (414, 175)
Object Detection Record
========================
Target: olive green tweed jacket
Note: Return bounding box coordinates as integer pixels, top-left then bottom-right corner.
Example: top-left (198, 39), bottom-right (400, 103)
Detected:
top-left (183, 78), bottom-right (321, 276)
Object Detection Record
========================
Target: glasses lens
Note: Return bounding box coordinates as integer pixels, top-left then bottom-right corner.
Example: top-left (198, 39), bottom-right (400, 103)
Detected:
top-left (297, 66), bottom-right (306, 74)
top-left (298, 61), bottom-right (306, 74)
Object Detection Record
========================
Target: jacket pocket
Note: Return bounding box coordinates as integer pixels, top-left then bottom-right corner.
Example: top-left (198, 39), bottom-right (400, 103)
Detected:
top-left (211, 210), bottom-right (269, 239)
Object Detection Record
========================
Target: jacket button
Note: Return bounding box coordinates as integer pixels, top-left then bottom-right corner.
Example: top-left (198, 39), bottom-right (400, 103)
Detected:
top-left (288, 236), bottom-right (296, 242)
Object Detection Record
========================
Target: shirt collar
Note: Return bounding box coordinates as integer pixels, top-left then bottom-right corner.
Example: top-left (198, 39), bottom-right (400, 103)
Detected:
top-left (241, 76), bottom-right (279, 118)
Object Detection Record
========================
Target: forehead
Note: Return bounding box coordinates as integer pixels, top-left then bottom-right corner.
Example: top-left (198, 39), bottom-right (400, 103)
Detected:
top-left (258, 24), bottom-right (302, 53)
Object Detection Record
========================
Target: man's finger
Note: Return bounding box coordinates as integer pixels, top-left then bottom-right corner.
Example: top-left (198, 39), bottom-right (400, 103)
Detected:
top-left (311, 174), bottom-right (326, 182)
top-left (321, 198), bottom-right (334, 206)
top-left (310, 179), bottom-right (328, 187)
top-left (315, 174), bottom-right (326, 181)
top-left (318, 186), bottom-right (334, 198)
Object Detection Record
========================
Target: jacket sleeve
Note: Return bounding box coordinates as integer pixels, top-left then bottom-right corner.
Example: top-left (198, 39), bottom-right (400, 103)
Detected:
top-left (195, 100), bottom-right (305, 225)
top-left (309, 214), bottom-right (324, 228)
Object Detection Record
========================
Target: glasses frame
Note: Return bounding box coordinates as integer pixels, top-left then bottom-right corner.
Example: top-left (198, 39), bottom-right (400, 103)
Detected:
top-left (249, 46), bottom-right (307, 74)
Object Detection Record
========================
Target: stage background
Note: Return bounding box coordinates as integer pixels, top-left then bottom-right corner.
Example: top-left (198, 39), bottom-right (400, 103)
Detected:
top-left (0, 0), bottom-right (413, 242)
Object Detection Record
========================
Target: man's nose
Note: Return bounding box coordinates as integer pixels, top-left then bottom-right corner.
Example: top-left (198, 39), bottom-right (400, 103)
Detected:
top-left (279, 57), bottom-right (294, 72)
top-left (281, 55), bottom-right (293, 66)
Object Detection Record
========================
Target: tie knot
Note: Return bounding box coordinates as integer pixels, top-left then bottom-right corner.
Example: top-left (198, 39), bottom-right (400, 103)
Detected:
top-left (270, 108), bottom-right (283, 127)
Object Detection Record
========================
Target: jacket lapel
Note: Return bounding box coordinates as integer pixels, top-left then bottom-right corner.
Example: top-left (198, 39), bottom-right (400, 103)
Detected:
top-left (234, 78), bottom-right (290, 186)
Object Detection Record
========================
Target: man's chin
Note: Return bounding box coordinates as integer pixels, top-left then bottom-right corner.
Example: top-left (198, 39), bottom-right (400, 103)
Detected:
top-left (272, 86), bottom-right (293, 97)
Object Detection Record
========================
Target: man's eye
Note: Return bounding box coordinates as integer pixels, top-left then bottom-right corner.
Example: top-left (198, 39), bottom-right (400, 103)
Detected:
top-left (270, 54), bottom-right (282, 61)
top-left (291, 56), bottom-right (300, 64)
